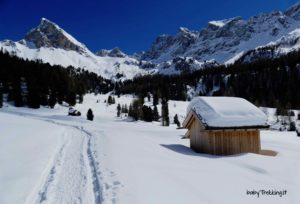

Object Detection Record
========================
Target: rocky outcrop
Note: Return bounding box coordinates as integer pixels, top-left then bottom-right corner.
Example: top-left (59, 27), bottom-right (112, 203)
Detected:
top-left (24, 18), bottom-right (85, 53)
top-left (95, 47), bottom-right (126, 58)
top-left (142, 2), bottom-right (300, 65)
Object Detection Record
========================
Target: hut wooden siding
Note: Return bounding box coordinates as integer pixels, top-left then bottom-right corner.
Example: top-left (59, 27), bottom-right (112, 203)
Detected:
top-left (184, 111), bottom-right (262, 155)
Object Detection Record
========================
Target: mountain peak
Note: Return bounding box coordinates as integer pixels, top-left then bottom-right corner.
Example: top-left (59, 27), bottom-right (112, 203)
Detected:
top-left (178, 27), bottom-right (190, 33)
top-left (41, 17), bottom-right (53, 24)
top-left (24, 18), bottom-right (86, 53)
top-left (39, 17), bottom-right (59, 29)
top-left (110, 47), bottom-right (126, 57)
top-left (95, 47), bottom-right (126, 58)
top-left (208, 16), bottom-right (242, 28)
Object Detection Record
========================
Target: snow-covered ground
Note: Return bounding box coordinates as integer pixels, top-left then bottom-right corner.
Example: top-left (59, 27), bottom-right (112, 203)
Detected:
top-left (1, 94), bottom-right (300, 204)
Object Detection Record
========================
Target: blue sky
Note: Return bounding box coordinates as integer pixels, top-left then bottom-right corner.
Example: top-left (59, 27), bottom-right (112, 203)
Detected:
top-left (0, 0), bottom-right (299, 54)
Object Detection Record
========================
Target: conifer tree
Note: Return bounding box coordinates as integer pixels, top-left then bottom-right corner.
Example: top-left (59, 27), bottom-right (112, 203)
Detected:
top-left (124, 104), bottom-right (128, 113)
top-left (40, 93), bottom-right (48, 106)
top-left (0, 90), bottom-right (3, 108)
top-left (138, 94), bottom-right (144, 105)
top-left (78, 94), bottom-right (83, 104)
top-left (174, 114), bottom-right (181, 128)
top-left (132, 99), bottom-right (140, 121)
top-left (153, 93), bottom-right (159, 106)
top-left (161, 99), bottom-right (166, 126)
top-left (152, 105), bottom-right (159, 121)
top-left (13, 79), bottom-right (24, 107)
top-left (20, 77), bottom-right (28, 105)
top-left (128, 104), bottom-right (133, 118)
top-left (165, 107), bottom-right (170, 126)
top-left (117, 104), bottom-right (121, 117)
top-left (87, 108), bottom-right (94, 121)
top-left (290, 121), bottom-right (296, 131)
top-left (161, 98), bottom-right (170, 126)
top-left (66, 92), bottom-right (76, 106)
top-left (27, 85), bottom-right (40, 109)
top-left (142, 105), bottom-right (153, 122)
top-left (48, 90), bottom-right (57, 108)
top-left (108, 95), bottom-right (115, 105)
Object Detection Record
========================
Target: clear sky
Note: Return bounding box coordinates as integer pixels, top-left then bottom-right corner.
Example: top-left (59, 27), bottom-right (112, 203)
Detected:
top-left (0, 0), bottom-right (299, 54)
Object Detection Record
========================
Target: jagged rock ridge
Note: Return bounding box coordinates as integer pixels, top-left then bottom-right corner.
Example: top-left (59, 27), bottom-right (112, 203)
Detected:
top-left (142, 2), bottom-right (300, 66)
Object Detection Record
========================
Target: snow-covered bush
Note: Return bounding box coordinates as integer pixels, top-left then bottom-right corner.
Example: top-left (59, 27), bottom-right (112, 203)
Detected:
top-left (68, 107), bottom-right (81, 116)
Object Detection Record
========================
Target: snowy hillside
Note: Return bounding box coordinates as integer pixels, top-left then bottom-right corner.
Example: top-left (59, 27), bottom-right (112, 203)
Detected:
top-left (0, 18), bottom-right (146, 80)
top-left (142, 2), bottom-right (300, 67)
top-left (236, 27), bottom-right (300, 63)
top-left (1, 94), bottom-right (300, 204)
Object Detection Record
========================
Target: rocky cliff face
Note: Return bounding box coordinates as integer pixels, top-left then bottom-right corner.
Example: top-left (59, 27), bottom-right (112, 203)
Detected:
top-left (142, 27), bottom-right (198, 62)
top-left (24, 18), bottom-right (86, 53)
top-left (142, 2), bottom-right (300, 66)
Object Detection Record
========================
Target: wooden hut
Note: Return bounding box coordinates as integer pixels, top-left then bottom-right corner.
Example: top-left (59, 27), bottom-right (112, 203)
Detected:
top-left (183, 97), bottom-right (269, 155)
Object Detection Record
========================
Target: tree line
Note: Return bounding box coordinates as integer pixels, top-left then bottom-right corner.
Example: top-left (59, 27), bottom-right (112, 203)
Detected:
top-left (115, 94), bottom-right (172, 126)
top-left (0, 50), bottom-right (114, 108)
top-left (2, 46), bottom-right (300, 114)
top-left (116, 49), bottom-right (300, 110)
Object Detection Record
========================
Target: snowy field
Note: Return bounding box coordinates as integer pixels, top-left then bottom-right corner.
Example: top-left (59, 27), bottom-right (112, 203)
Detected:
top-left (1, 94), bottom-right (300, 204)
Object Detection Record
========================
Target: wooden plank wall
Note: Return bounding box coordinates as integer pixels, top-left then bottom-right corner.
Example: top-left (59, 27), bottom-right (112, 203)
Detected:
top-left (208, 130), bottom-right (260, 155)
top-left (190, 121), bottom-right (208, 153)
top-left (190, 127), bottom-right (260, 155)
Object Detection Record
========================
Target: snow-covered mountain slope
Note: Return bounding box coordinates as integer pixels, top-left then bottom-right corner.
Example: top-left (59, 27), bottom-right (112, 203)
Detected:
top-left (142, 2), bottom-right (300, 66)
top-left (234, 27), bottom-right (300, 63)
top-left (0, 18), bottom-right (145, 80)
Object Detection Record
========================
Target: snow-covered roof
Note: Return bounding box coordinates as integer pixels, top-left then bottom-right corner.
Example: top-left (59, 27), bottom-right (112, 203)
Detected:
top-left (185, 97), bottom-right (269, 129)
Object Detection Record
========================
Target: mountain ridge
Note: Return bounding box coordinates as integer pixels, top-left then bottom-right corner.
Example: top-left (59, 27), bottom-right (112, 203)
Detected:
top-left (141, 2), bottom-right (300, 66)
top-left (2, 2), bottom-right (300, 78)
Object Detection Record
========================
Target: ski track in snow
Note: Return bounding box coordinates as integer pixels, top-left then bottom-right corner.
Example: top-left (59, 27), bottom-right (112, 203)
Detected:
top-left (84, 129), bottom-right (103, 204)
top-left (21, 116), bottom-right (104, 204)
top-left (38, 143), bottom-right (66, 203)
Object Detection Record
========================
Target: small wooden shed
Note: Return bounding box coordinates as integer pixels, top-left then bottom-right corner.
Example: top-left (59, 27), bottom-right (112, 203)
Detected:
top-left (183, 97), bottom-right (269, 155)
